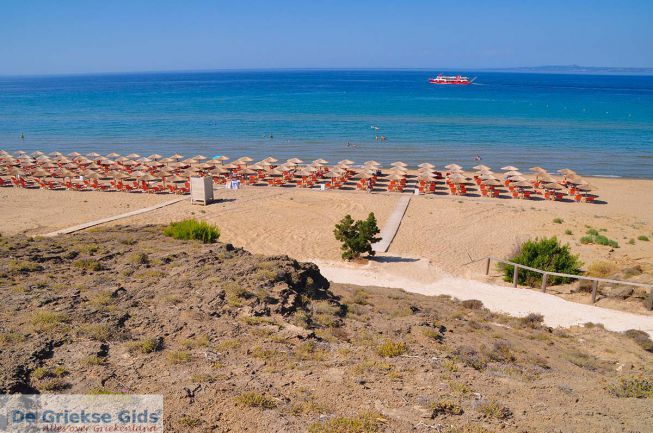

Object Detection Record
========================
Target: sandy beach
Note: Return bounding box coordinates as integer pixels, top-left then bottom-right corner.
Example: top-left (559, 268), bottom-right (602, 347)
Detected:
top-left (2, 176), bottom-right (652, 307)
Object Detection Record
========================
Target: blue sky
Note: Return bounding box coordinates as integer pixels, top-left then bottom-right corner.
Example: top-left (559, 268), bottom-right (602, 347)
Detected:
top-left (1, 0), bottom-right (651, 75)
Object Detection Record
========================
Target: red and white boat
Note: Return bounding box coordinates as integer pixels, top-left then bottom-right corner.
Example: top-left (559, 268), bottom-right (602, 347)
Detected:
top-left (429, 74), bottom-right (474, 85)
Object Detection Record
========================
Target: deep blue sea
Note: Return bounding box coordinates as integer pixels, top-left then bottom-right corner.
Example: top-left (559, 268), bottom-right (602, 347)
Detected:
top-left (1, 70), bottom-right (652, 177)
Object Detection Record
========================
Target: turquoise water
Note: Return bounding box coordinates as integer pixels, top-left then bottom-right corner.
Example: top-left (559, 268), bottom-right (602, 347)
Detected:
top-left (1, 70), bottom-right (652, 177)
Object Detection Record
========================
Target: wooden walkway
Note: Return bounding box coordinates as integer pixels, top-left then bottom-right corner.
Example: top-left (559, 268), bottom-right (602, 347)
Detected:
top-left (373, 195), bottom-right (411, 253)
top-left (43, 197), bottom-right (187, 237)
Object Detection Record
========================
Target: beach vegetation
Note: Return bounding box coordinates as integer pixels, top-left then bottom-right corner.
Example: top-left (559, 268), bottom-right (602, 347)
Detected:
top-left (581, 229), bottom-right (619, 248)
top-left (129, 252), bottom-right (150, 265)
top-left (235, 392), bottom-right (277, 409)
top-left (128, 337), bottom-right (162, 354)
top-left (609, 376), bottom-right (653, 398)
top-left (453, 346), bottom-right (486, 370)
top-left (623, 329), bottom-right (653, 352)
top-left (73, 258), bottom-right (103, 272)
top-left (638, 235), bottom-right (650, 241)
top-left (552, 217), bottom-right (563, 224)
top-left (163, 219), bottom-right (220, 243)
top-left (377, 340), bottom-right (408, 357)
top-left (503, 237), bottom-right (582, 286)
top-left (7, 259), bottom-right (43, 274)
top-left (477, 400), bottom-right (512, 419)
top-left (307, 413), bottom-right (383, 433)
top-left (431, 399), bottom-right (464, 416)
top-left (78, 323), bottom-right (112, 341)
top-left (586, 261), bottom-right (618, 278)
top-left (178, 416), bottom-right (202, 428)
top-left (519, 313), bottom-right (544, 329)
top-left (564, 229), bottom-right (573, 235)
top-left (166, 350), bottom-right (191, 364)
top-left (31, 310), bottom-right (69, 332)
top-left (333, 213), bottom-right (381, 261)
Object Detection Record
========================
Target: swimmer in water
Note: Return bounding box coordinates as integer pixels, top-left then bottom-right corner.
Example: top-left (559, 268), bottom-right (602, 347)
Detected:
top-left (474, 154), bottom-right (482, 161)
top-left (20, 132), bottom-right (25, 140)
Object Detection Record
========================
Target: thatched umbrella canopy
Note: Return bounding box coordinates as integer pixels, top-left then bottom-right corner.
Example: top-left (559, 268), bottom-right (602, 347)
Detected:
top-left (68, 152), bottom-right (81, 157)
top-left (364, 160), bottom-right (381, 166)
top-left (557, 168), bottom-right (576, 176)
top-left (507, 175), bottom-right (527, 182)
top-left (483, 178), bottom-right (502, 186)
top-left (169, 175), bottom-right (187, 183)
top-left (126, 153), bottom-right (141, 159)
top-left (86, 152), bottom-right (101, 158)
top-left (31, 151), bottom-right (45, 157)
top-left (31, 168), bottom-right (51, 178)
top-left (504, 170), bottom-right (522, 177)
top-left (148, 154), bottom-right (163, 160)
top-left (445, 163), bottom-right (463, 170)
top-left (448, 173), bottom-right (467, 183)
top-left (473, 164), bottom-right (491, 171)
top-left (529, 166), bottom-right (547, 173)
top-left (169, 153), bottom-right (184, 160)
top-left (391, 161), bottom-right (408, 167)
top-left (223, 163), bottom-right (238, 170)
top-left (312, 158), bottom-right (328, 164)
top-left (214, 155), bottom-right (230, 162)
top-left (511, 180), bottom-right (532, 188)
top-left (338, 159), bottom-right (354, 165)
top-left (542, 182), bottom-right (563, 191)
top-left (501, 165), bottom-right (519, 171)
top-left (577, 184), bottom-right (597, 192)
top-left (286, 157), bottom-right (303, 164)
top-left (49, 151), bottom-right (63, 157)
top-left (106, 152), bottom-right (121, 158)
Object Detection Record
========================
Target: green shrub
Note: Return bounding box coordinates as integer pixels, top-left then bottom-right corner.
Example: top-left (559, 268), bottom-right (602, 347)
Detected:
top-left (334, 213), bottom-right (381, 261)
top-left (552, 218), bottom-right (563, 224)
top-left (580, 229), bottom-right (619, 248)
top-left (638, 235), bottom-right (650, 242)
top-left (564, 229), bottom-right (573, 235)
top-left (163, 219), bottom-right (220, 243)
top-left (502, 237), bottom-right (582, 286)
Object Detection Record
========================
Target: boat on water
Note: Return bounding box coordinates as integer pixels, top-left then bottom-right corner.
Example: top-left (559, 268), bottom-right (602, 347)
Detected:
top-left (429, 74), bottom-right (474, 85)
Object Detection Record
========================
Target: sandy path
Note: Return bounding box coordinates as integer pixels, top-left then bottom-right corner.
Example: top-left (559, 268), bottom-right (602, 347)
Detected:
top-left (312, 258), bottom-right (653, 337)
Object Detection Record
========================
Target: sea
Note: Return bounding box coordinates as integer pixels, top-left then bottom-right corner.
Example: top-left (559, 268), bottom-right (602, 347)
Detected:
top-left (1, 70), bottom-right (652, 178)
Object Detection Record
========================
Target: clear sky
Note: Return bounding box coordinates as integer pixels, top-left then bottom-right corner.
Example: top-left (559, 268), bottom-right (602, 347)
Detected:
top-left (1, 0), bottom-right (652, 75)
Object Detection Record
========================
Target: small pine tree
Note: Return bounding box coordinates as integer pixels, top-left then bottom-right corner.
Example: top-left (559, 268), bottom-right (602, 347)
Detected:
top-left (334, 213), bottom-right (382, 261)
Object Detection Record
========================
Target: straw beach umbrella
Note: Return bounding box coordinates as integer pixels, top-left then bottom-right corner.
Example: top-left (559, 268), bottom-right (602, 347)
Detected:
top-left (445, 163), bottom-right (463, 171)
top-left (338, 159), bottom-right (354, 165)
top-left (501, 165), bottom-right (519, 171)
top-left (473, 164), bottom-right (491, 171)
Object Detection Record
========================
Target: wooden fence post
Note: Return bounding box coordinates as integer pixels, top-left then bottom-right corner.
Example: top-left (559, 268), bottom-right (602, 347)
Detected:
top-left (485, 257), bottom-right (491, 275)
top-left (647, 288), bottom-right (653, 311)
top-left (513, 266), bottom-right (519, 288)
top-left (591, 280), bottom-right (599, 304)
top-left (541, 273), bottom-right (548, 293)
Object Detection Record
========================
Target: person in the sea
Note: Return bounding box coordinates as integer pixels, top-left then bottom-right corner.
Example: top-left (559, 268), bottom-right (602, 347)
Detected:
top-left (20, 132), bottom-right (24, 140)
top-left (474, 154), bottom-right (482, 161)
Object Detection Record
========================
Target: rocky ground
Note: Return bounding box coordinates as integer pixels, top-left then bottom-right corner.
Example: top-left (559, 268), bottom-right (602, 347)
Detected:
top-left (1, 226), bottom-right (652, 433)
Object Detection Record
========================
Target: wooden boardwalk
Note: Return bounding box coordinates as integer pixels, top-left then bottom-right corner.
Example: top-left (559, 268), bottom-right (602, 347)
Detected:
top-left (44, 196), bottom-right (187, 237)
top-left (373, 195), bottom-right (411, 253)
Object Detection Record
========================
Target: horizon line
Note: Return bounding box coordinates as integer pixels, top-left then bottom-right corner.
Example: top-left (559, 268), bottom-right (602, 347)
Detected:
top-left (2, 65), bottom-right (653, 79)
